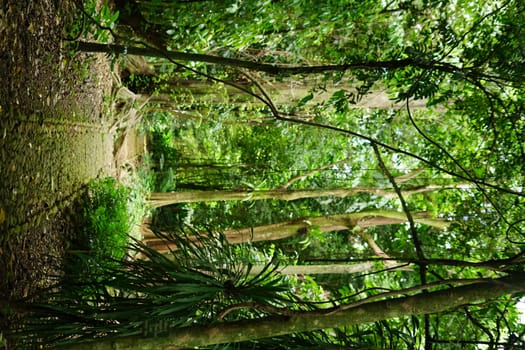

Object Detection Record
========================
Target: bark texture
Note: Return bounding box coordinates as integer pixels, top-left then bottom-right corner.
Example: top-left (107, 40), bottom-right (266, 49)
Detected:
top-left (142, 210), bottom-right (448, 252)
top-left (147, 185), bottom-right (465, 207)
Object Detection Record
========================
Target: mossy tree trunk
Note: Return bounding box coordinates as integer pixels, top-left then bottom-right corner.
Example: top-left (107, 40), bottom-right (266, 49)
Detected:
top-left (147, 184), bottom-right (467, 207)
top-left (142, 210), bottom-right (448, 252)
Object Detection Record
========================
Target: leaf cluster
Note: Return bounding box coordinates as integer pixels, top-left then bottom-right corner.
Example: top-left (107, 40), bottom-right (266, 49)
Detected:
top-left (76, 177), bottom-right (132, 260)
top-left (68, 0), bottom-right (119, 43)
top-left (7, 230), bottom-right (296, 347)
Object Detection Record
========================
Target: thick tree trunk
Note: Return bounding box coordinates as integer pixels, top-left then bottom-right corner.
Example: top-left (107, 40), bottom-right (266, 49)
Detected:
top-left (147, 184), bottom-right (468, 207)
top-left (58, 274), bottom-right (525, 350)
top-left (142, 210), bottom-right (448, 252)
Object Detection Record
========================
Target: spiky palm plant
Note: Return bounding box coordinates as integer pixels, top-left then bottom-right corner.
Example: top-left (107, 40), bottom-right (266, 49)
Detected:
top-left (6, 227), bottom-right (296, 347)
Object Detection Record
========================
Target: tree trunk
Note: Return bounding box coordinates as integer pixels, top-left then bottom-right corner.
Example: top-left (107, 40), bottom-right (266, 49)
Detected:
top-left (127, 76), bottom-right (432, 110)
top-left (58, 274), bottom-right (525, 350)
top-left (142, 210), bottom-right (448, 252)
top-left (147, 184), bottom-right (469, 207)
top-left (248, 262), bottom-right (411, 275)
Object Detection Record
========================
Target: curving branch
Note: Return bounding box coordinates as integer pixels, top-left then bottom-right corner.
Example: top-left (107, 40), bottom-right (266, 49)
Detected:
top-left (279, 159), bottom-right (349, 190)
top-left (372, 144), bottom-right (425, 261)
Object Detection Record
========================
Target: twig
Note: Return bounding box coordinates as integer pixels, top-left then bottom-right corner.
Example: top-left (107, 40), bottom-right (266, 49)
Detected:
top-left (394, 168), bottom-right (425, 183)
top-left (372, 144), bottom-right (425, 261)
top-left (280, 159), bottom-right (349, 190)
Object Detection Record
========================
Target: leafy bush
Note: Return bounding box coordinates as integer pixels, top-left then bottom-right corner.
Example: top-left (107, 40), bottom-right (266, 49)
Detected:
top-left (64, 177), bottom-right (138, 286)
top-left (78, 177), bottom-right (132, 261)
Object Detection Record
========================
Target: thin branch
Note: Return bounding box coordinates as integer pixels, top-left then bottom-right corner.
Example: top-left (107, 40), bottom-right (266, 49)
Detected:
top-left (437, 0), bottom-right (513, 63)
top-left (372, 144), bottom-right (425, 261)
top-left (304, 252), bottom-right (525, 271)
top-left (463, 306), bottom-right (495, 345)
top-left (330, 278), bottom-right (494, 314)
top-left (355, 228), bottom-right (390, 259)
top-left (280, 159), bottom-right (349, 190)
top-left (355, 227), bottom-right (414, 271)
top-left (405, 82), bottom-right (524, 239)
top-left (217, 302), bottom-right (298, 320)
top-left (394, 167), bottom-right (426, 183)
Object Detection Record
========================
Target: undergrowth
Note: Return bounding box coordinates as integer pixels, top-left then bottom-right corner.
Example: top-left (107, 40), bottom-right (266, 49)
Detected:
top-left (66, 175), bottom-right (150, 282)
top-left (80, 177), bottom-right (131, 260)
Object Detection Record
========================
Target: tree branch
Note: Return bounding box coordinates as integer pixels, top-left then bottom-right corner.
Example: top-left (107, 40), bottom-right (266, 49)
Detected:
top-left (394, 167), bottom-right (426, 183)
top-left (280, 159), bottom-right (349, 190)
top-left (332, 278), bottom-right (494, 313)
top-left (372, 144), bottom-right (425, 261)
top-left (354, 227), bottom-right (411, 271)
top-left (76, 41), bottom-right (417, 76)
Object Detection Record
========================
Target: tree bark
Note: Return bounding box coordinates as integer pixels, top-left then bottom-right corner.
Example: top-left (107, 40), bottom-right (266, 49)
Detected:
top-left (142, 210), bottom-right (448, 252)
top-left (248, 262), bottom-right (411, 275)
top-left (57, 273), bottom-right (525, 350)
top-left (147, 184), bottom-right (469, 207)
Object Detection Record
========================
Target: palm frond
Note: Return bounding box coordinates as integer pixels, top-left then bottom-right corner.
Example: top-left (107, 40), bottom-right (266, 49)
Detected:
top-left (6, 227), bottom-right (297, 347)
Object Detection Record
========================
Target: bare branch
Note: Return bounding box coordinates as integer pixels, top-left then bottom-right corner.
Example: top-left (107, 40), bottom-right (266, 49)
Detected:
top-left (354, 227), bottom-right (414, 271)
top-left (280, 159), bottom-right (349, 190)
top-left (394, 168), bottom-right (425, 183)
top-left (372, 144), bottom-right (425, 261)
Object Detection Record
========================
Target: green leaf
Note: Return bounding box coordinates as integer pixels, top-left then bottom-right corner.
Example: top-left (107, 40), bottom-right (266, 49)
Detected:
top-left (298, 92), bottom-right (314, 107)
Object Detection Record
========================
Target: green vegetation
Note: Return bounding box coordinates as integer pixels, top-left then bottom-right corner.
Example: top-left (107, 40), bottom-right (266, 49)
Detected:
top-left (5, 0), bottom-right (525, 349)
top-left (65, 175), bottom-right (149, 284)
top-left (7, 230), bottom-right (294, 348)
top-left (66, 0), bottom-right (119, 43)
top-left (77, 177), bottom-right (132, 260)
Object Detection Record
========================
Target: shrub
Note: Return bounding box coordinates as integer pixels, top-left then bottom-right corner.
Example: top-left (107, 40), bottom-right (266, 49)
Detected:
top-left (66, 177), bottom-right (134, 284)
top-left (78, 177), bottom-right (132, 261)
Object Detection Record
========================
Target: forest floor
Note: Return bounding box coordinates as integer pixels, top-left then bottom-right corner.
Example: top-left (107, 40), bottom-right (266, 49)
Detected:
top-left (0, 0), bottom-right (125, 320)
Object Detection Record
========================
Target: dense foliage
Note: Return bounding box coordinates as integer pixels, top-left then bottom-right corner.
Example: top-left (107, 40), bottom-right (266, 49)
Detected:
top-left (7, 230), bottom-right (296, 347)
top-left (8, 0), bottom-right (525, 348)
top-left (78, 178), bottom-right (132, 260)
